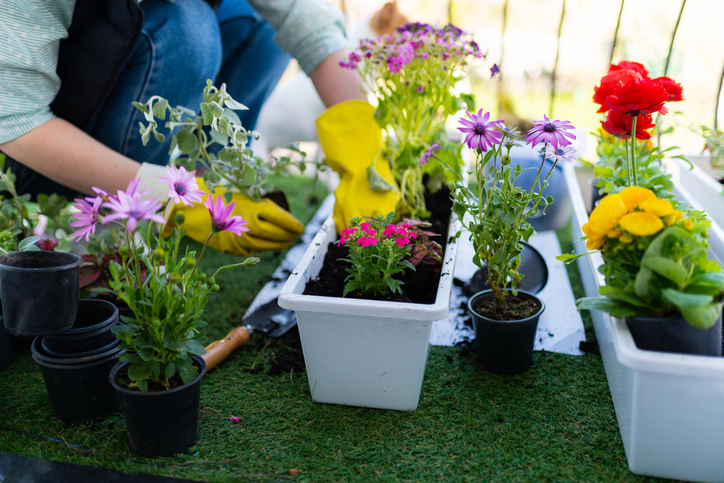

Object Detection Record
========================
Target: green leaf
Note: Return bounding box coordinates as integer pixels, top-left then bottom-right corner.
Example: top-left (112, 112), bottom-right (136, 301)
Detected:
top-left (200, 103), bottom-right (213, 125)
top-left (137, 380), bottom-right (149, 393)
top-left (661, 289), bottom-right (721, 329)
top-left (128, 362), bottom-right (152, 381)
top-left (18, 236), bottom-right (39, 250)
top-left (186, 340), bottom-right (207, 356)
top-left (642, 256), bottom-right (689, 287)
top-left (575, 297), bottom-right (638, 318)
top-left (208, 101), bottom-right (224, 118)
top-left (367, 164), bottom-right (396, 192)
top-left (241, 166), bottom-right (257, 187)
top-left (164, 363), bottom-right (176, 379)
top-left (151, 98), bottom-right (168, 120)
top-left (175, 130), bottom-right (198, 153)
top-left (224, 98), bottom-right (248, 111)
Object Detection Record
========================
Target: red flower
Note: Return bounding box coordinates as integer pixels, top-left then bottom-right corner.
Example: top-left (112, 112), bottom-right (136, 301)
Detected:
top-left (653, 76), bottom-right (684, 102)
top-left (606, 78), bottom-right (669, 116)
top-left (601, 111), bottom-right (655, 140)
top-left (608, 60), bottom-right (649, 78)
top-left (592, 69), bottom-right (644, 113)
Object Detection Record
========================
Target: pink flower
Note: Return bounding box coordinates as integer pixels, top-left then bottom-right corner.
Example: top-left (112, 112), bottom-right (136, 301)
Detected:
top-left (125, 177), bottom-right (152, 199)
top-left (395, 237), bottom-right (411, 247)
top-left (229, 416), bottom-right (240, 423)
top-left (525, 114), bottom-right (576, 149)
top-left (71, 196), bottom-right (103, 242)
top-left (397, 43), bottom-right (414, 64)
top-left (383, 224), bottom-right (398, 237)
top-left (419, 141), bottom-right (442, 165)
top-left (457, 110), bottom-right (504, 152)
top-left (160, 165), bottom-right (204, 207)
top-left (203, 194), bottom-right (249, 237)
top-left (360, 223), bottom-right (376, 235)
top-left (356, 236), bottom-right (378, 247)
top-left (103, 191), bottom-right (165, 233)
top-left (337, 226), bottom-right (357, 246)
top-left (387, 56), bottom-right (403, 74)
top-left (33, 215), bottom-right (48, 238)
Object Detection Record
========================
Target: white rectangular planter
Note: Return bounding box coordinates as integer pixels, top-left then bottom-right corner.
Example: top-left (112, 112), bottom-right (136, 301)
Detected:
top-left (278, 213), bottom-right (460, 411)
top-left (565, 162), bottom-right (724, 483)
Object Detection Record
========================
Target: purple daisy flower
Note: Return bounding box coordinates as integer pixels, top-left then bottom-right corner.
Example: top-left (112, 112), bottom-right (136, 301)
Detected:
top-left (103, 191), bottom-right (165, 233)
top-left (160, 165), bottom-right (204, 207)
top-left (419, 141), bottom-right (442, 165)
top-left (203, 194), bottom-right (250, 237)
top-left (457, 110), bottom-right (504, 152)
top-left (544, 144), bottom-right (577, 164)
top-left (387, 56), bottom-right (403, 74)
top-left (525, 115), bottom-right (576, 149)
top-left (70, 196), bottom-right (103, 242)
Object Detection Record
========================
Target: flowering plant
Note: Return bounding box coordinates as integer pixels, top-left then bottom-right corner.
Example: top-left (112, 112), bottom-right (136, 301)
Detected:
top-left (134, 80), bottom-right (308, 202)
top-left (337, 212), bottom-right (440, 298)
top-left (340, 23), bottom-right (482, 219)
top-left (422, 110), bottom-right (576, 318)
top-left (71, 168), bottom-right (257, 392)
top-left (574, 186), bottom-right (724, 329)
top-left (594, 60), bottom-right (684, 188)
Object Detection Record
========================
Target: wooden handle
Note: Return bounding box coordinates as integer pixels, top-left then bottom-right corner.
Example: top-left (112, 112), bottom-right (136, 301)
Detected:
top-left (202, 326), bottom-right (252, 371)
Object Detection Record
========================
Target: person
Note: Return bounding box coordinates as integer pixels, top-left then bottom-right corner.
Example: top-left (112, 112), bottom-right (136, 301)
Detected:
top-left (0, 0), bottom-right (398, 256)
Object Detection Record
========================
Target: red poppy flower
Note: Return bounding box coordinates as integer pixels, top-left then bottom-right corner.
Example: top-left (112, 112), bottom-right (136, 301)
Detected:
top-left (653, 76), bottom-right (684, 102)
top-left (592, 69), bottom-right (644, 113)
top-left (608, 60), bottom-right (649, 78)
top-left (606, 78), bottom-right (669, 116)
top-left (601, 111), bottom-right (655, 140)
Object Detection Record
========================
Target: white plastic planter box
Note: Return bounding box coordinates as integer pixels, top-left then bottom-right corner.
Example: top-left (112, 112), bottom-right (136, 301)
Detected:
top-left (278, 213), bottom-right (460, 411)
top-left (565, 162), bottom-right (724, 483)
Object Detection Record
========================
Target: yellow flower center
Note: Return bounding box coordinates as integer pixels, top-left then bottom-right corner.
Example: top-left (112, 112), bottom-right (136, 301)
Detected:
top-left (589, 194), bottom-right (628, 236)
top-left (620, 186), bottom-right (656, 211)
top-left (619, 212), bottom-right (664, 236)
top-left (638, 198), bottom-right (673, 217)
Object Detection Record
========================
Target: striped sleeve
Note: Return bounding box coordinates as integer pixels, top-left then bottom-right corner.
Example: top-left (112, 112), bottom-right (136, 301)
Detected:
top-left (0, 0), bottom-right (74, 143)
top-left (248, 0), bottom-right (352, 75)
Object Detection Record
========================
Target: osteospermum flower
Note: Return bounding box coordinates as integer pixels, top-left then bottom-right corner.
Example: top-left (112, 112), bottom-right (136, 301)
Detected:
top-left (419, 141), bottom-right (442, 165)
top-left (103, 191), bottom-right (166, 233)
top-left (619, 212), bottom-right (664, 237)
top-left (638, 198), bottom-right (674, 217)
top-left (160, 165), bottom-right (204, 207)
top-left (203, 194), bottom-right (249, 237)
top-left (457, 110), bottom-right (503, 152)
top-left (526, 115), bottom-right (576, 149)
top-left (588, 194), bottom-right (628, 237)
top-left (619, 186), bottom-right (656, 211)
top-left (71, 196), bottom-right (103, 242)
top-left (544, 144), bottom-right (577, 164)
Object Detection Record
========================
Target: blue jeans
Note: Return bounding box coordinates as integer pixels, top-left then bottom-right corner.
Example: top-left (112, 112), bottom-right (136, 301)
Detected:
top-left (13, 0), bottom-right (290, 199)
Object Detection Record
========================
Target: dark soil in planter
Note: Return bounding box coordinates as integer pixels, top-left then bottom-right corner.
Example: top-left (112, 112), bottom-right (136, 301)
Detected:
top-left (113, 364), bottom-right (191, 392)
top-left (471, 293), bottom-right (542, 321)
top-left (304, 185), bottom-right (452, 304)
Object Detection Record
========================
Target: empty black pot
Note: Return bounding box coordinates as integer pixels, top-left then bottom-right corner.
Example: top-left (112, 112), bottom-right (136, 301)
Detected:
top-left (31, 337), bottom-right (123, 421)
top-left (0, 251), bottom-right (82, 336)
top-left (110, 355), bottom-right (206, 457)
top-left (626, 313), bottom-right (723, 356)
top-left (42, 299), bottom-right (118, 354)
top-left (39, 337), bottom-right (120, 361)
top-left (469, 289), bottom-right (545, 374)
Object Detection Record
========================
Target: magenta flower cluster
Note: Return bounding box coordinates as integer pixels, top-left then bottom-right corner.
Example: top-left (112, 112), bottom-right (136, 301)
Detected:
top-left (338, 222), bottom-right (418, 249)
top-left (71, 165), bottom-right (249, 241)
top-left (339, 22), bottom-right (482, 79)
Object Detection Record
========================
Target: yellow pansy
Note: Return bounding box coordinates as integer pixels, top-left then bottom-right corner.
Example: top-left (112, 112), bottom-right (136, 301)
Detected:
top-left (586, 236), bottom-right (605, 250)
top-left (588, 194), bottom-right (628, 236)
top-left (683, 219), bottom-right (694, 230)
top-left (619, 212), bottom-right (664, 236)
top-left (620, 186), bottom-right (656, 211)
top-left (607, 229), bottom-right (622, 238)
top-left (638, 198), bottom-right (673, 217)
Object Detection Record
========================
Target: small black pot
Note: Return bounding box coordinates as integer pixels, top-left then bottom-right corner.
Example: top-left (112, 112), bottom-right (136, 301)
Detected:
top-left (625, 313), bottom-right (723, 356)
top-left (39, 337), bottom-right (120, 361)
top-left (31, 337), bottom-right (123, 420)
top-left (110, 355), bottom-right (206, 457)
top-left (589, 178), bottom-right (605, 214)
top-left (0, 251), bottom-right (82, 336)
top-left (0, 316), bottom-right (11, 371)
top-left (42, 299), bottom-right (118, 354)
top-left (469, 289), bottom-right (545, 374)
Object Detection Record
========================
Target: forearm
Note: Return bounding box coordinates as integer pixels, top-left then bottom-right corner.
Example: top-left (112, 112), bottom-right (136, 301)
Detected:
top-left (0, 118), bottom-right (140, 196)
top-left (309, 50), bottom-right (366, 107)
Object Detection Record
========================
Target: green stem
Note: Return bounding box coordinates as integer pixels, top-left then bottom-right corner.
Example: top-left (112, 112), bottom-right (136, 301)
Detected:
top-left (631, 116), bottom-right (639, 186)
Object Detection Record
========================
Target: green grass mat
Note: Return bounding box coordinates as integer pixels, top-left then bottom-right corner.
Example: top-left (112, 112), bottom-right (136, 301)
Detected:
top-left (0, 177), bottom-right (672, 482)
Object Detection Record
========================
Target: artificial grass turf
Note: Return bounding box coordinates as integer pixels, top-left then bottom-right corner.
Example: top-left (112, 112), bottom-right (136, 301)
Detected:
top-left (0, 177), bottom-right (678, 482)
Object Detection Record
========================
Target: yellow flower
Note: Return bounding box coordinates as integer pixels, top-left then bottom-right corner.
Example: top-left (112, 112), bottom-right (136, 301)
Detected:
top-left (607, 229), bottom-right (622, 238)
top-left (588, 194), bottom-right (628, 236)
top-left (620, 186), bottom-right (656, 211)
top-left (638, 198), bottom-right (673, 217)
top-left (619, 212), bottom-right (664, 236)
top-left (619, 235), bottom-right (632, 243)
top-left (586, 237), bottom-right (605, 250)
top-left (673, 210), bottom-right (683, 220)
top-left (683, 219), bottom-right (694, 230)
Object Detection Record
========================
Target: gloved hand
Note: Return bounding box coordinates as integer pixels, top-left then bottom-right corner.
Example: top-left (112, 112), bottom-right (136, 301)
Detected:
top-left (135, 163), bottom-right (304, 256)
top-left (316, 100), bottom-right (400, 233)
top-left (161, 179), bottom-right (304, 256)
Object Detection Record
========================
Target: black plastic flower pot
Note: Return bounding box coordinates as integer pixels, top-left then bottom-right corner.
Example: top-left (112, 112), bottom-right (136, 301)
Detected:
top-left (42, 299), bottom-right (118, 354)
top-left (30, 337), bottom-right (124, 421)
top-left (109, 355), bottom-right (206, 457)
top-left (0, 316), bottom-right (11, 371)
top-left (625, 313), bottom-right (723, 356)
top-left (0, 251), bottom-right (82, 336)
top-left (469, 289), bottom-right (545, 374)
top-left (589, 178), bottom-right (605, 214)
top-left (39, 337), bottom-right (120, 360)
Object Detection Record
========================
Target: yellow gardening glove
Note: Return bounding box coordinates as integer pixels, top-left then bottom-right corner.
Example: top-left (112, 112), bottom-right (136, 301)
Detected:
top-left (161, 179), bottom-right (304, 256)
top-left (316, 100), bottom-right (400, 233)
